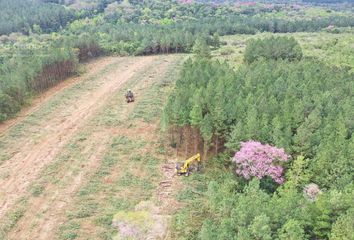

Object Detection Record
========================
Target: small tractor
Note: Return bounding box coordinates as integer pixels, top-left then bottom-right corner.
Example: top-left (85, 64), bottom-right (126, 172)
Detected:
top-left (176, 153), bottom-right (201, 176)
top-left (125, 89), bottom-right (135, 103)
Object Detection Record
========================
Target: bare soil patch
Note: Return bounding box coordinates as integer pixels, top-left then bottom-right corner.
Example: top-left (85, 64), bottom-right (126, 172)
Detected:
top-left (0, 56), bottom-right (156, 221)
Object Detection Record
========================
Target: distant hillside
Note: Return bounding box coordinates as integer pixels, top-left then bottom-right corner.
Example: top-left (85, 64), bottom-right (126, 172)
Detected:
top-left (303, 0), bottom-right (352, 3)
top-left (0, 0), bottom-right (352, 36)
top-left (195, 0), bottom-right (352, 3)
top-left (0, 0), bottom-right (75, 35)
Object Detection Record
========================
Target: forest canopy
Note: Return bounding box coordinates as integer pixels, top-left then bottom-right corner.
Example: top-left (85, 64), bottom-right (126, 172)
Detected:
top-left (165, 37), bottom-right (354, 239)
top-left (0, 0), bottom-right (76, 35)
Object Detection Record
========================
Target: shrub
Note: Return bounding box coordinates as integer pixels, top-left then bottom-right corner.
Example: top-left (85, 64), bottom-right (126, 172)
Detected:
top-left (244, 36), bottom-right (303, 63)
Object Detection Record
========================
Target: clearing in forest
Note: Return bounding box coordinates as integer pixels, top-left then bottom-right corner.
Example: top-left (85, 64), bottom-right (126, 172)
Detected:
top-left (0, 55), bottom-right (185, 240)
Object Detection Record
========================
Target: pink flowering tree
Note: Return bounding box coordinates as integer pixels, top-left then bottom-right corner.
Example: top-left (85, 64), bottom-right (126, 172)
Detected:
top-left (233, 141), bottom-right (290, 184)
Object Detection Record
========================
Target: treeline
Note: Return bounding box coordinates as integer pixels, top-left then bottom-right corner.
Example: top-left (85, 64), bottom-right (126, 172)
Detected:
top-left (0, 33), bottom-right (101, 122)
top-left (102, 0), bottom-right (236, 23)
top-left (165, 37), bottom-right (354, 239)
top-left (1, 12), bottom-right (353, 119)
top-left (1, 0), bottom-right (354, 122)
top-left (83, 23), bottom-right (221, 55)
top-left (0, 0), bottom-right (76, 35)
top-left (2, 0), bottom-right (354, 37)
top-left (216, 15), bottom-right (354, 34)
top-left (62, 14), bottom-right (354, 56)
top-left (303, 0), bottom-right (350, 3)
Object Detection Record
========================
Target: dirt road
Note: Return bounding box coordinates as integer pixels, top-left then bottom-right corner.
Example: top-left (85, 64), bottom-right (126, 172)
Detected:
top-left (0, 55), bottom-right (184, 240)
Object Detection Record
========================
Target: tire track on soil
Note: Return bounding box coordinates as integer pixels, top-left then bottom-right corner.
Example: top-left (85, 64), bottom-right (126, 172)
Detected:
top-left (6, 56), bottom-right (169, 240)
top-left (50, 55), bottom-right (180, 240)
top-left (0, 57), bottom-right (119, 135)
top-left (0, 56), bottom-right (157, 222)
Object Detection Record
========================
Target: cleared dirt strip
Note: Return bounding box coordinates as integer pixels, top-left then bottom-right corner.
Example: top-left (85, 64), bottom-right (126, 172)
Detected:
top-left (0, 56), bottom-right (157, 222)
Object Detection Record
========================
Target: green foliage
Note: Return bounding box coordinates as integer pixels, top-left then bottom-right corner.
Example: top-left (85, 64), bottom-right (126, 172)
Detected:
top-left (244, 36), bottom-right (303, 63)
top-left (164, 56), bottom-right (353, 191)
top-left (59, 220), bottom-right (80, 240)
top-left (218, 31), bottom-right (354, 72)
top-left (0, 0), bottom-right (75, 35)
top-left (193, 36), bottom-right (211, 58)
top-left (0, 200), bottom-right (27, 239)
top-left (285, 156), bottom-right (310, 189)
top-left (1, 0), bottom-right (353, 124)
top-left (171, 156), bottom-right (354, 240)
top-left (250, 214), bottom-right (272, 240)
top-left (278, 219), bottom-right (305, 240)
top-left (0, 35), bottom-right (79, 122)
top-left (167, 30), bottom-right (353, 240)
top-left (330, 209), bottom-right (354, 240)
top-left (29, 184), bottom-right (45, 197)
top-left (0, 93), bottom-right (21, 121)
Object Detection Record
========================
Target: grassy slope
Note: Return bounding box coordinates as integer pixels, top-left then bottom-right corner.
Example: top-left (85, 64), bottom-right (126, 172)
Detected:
top-left (0, 55), bottom-right (186, 239)
top-left (56, 55), bottom-right (186, 239)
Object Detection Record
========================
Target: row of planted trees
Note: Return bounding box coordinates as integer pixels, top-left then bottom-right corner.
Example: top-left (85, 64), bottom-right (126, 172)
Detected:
top-left (165, 37), bottom-right (354, 239)
top-left (0, 33), bottom-right (104, 122)
top-left (0, 45), bottom-right (76, 121)
top-left (65, 13), bottom-right (354, 56)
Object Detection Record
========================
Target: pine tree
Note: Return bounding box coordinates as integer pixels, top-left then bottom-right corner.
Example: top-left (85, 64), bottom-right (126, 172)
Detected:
top-left (250, 214), bottom-right (272, 240)
top-left (193, 36), bottom-right (211, 58)
top-left (330, 209), bottom-right (354, 240)
top-left (278, 219), bottom-right (305, 240)
top-left (245, 108), bottom-right (259, 140)
top-left (201, 114), bottom-right (213, 160)
top-left (294, 108), bottom-right (322, 157)
top-left (285, 156), bottom-right (310, 189)
top-left (212, 32), bottom-right (220, 48)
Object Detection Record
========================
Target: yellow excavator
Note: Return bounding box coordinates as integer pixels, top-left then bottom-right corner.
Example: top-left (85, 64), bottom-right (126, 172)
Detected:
top-left (176, 153), bottom-right (201, 176)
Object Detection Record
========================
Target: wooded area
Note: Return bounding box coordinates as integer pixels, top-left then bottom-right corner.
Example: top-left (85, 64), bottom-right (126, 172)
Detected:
top-left (0, 0), bottom-right (76, 36)
top-left (166, 36), bottom-right (353, 239)
top-left (0, 0), bottom-right (353, 126)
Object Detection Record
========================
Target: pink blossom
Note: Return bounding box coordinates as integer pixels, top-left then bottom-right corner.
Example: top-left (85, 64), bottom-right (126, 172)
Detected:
top-left (233, 141), bottom-right (290, 184)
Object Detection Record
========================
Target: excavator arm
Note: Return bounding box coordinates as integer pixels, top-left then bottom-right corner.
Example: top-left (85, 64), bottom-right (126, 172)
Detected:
top-left (176, 153), bottom-right (201, 176)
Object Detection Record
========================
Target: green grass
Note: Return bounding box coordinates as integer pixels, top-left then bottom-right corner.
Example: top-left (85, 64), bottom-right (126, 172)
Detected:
top-left (56, 55), bottom-right (186, 239)
top-left (67, 202), bottom-right (99, 219)
top-left (29, 184), bottom-right (45, 197)
top-left (130, 58), bottom-right (184, 123)
top-left (0, 198), bottom-right (28, 239)
top-left (0, 55), bottom-right (185, 239)
top-left (0, 58), bottom-right (130, 166)
top-left (58, 134), bottom-right (155, 239)
top-left (58, 221), bottom-right (81, 240)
